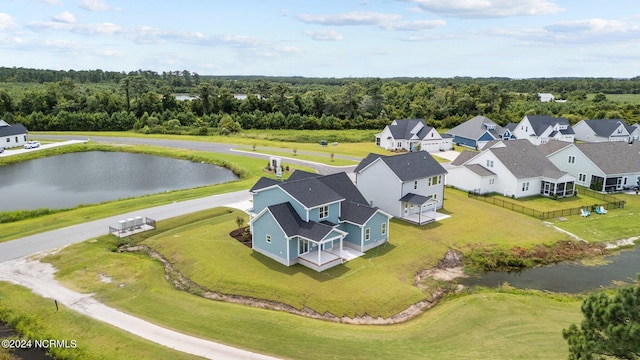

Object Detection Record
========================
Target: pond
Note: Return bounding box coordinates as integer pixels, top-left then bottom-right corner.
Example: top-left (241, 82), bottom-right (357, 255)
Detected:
top-left (460, 246), bottom-right (640, 293)
top-left (0, 151), bottom-right (238, 212)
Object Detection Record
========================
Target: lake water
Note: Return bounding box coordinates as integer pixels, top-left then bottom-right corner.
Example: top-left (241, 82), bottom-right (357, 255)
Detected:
top-left (460, 246), bottom-right (640, 293)
top-left (0, 151), bottom-right (238, 211)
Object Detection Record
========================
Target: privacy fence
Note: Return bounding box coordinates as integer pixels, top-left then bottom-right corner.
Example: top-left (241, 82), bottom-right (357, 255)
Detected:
top-left (467, 188), bottom-right (625, 220)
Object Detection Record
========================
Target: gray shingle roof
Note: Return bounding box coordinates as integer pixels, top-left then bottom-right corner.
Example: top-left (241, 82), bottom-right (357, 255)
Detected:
top-left (450, 150), bottom-right (479, 166)
top-left (538, 140), bottom-right (573, 156)
top-left (525, 115), bottom-right (575, 136)
top-left (249, 177), bottom-right (281, 192)
top-left (0, 123), bottom-right (27, 137)
top-left (386, 119), bottom-right (432, 140)
top-left (465, 164), bottom-right (496, 176)
top-left (398, 193), bottom-right (431, 205)
top-left (576, 141), bottom-right (640, 174)
top-left (581, 119), bottom-right (630, 137)
top-left (488, 140), bottom-right (568, 180)
top-left (268, 203), bottom-right (334, 241)
top-left (341, 201), bottom-right (378, 225)
top-left (446, 115), bottom-right (501, 140)
top-left (355, 151), bottom-right (447, 182)
top-left (280, 177), bottom-right (344, 208)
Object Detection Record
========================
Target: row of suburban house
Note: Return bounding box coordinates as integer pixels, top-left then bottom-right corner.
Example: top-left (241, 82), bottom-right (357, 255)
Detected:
top-left (375, 116), bottom-right (640, 152)
top-left (248, 135), bottom-right (640, 272)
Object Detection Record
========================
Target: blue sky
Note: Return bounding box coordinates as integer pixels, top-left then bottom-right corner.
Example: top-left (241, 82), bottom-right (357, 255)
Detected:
top-left (1, 0), bottom-right (639, 78)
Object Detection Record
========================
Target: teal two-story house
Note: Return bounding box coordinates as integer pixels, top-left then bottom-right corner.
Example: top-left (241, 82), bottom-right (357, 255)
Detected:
top-left (249, 170), bottom-right (392, 272)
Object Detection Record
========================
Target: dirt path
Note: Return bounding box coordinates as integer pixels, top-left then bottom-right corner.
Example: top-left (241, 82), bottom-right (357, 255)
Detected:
top-left (0, 252), bottom-right (279, 360)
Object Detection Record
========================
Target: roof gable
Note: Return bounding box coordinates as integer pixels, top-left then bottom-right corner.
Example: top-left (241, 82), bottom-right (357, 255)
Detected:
top-left (268, 203), bottom-right (334, 241)
top-left (356, 151), bottom-right (447, 182)
top-left (385, 119), bottom-right (433, 140)
top-left (576, 142), bottom-right (640, 174)
top-left (0, 123), bottom-right (27, 137)
top-left (446, 115), bottom-right (501, 140)
top-left (582, 119), bottom-right (630, 137)
top-left (524, 115), bottom-right (574, 136)
top-left (488, 139), bottom-right (568, 180)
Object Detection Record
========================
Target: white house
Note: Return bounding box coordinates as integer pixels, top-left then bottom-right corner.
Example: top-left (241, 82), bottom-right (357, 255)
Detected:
top-left (447, 139), bottom-right (576, 199)
top-left (541, 140), bottom-right (640, 192)
top-left (355, 151), bottom-right (447, 225)
top-left (0, 120), bottom-right (28, 148)
top-left (375, 119), bottom-right (452, 152)
top-left (572, 119), bottom-right (636, 143)
top-left (538, 93), bottom-right (555, 102)
top-left (512, 115), bottom-right (575, 145)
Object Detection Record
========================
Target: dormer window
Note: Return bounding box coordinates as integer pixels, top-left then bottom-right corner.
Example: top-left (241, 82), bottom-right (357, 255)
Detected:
top-left (485, 123), bottom-right (495, 130)
top-left (559, 124), bottom-right (568, 130)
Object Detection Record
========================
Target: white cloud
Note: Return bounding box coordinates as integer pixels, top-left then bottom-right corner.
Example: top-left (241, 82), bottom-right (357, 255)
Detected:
top-left (53, 11), bottom-right (76, 24)
top-left (381, 19), bottom-right (446, 31)
top-left (80, 0), bottom-right (110, 11)
top-left (298, 11), bottom-right (402, 26)
top-left (304, 29), bottom-right (344, 41)
top-left (405, 0), bottom-right (564, 18)
top-left (0, 13), bottom-right (17, 31)
top-left (545, 18), bottom-right (638, 34)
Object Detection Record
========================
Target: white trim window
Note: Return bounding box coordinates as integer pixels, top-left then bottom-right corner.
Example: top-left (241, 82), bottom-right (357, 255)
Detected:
top-left (381, 222), bottom-right (387, 235)
top-left (365, 228), bottom-right (370, 241)
top-left (522, 182), bottom-right (530, 191)
top-left (266, 234), bottom-right (271, 243)
top-left (568, 155), bottom-right (576, 164)
top-left (319, 205), bottom-right (329, 219)
top-left (579, 173), bottom-right (587, 182)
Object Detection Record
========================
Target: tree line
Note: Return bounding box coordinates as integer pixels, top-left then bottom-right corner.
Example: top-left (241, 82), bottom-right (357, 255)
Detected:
top-left (1, 67), bottom-right (640, 135)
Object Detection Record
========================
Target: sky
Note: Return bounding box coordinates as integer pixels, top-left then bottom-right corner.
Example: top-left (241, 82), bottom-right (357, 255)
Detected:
top-left (1, 0), bottom-right (639, 78)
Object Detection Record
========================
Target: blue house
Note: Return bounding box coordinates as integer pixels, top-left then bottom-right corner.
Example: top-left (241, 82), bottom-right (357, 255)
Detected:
top-left (446, 115), bottom-right (516, 150)
top-left (249, 170), bottom-right (392, 272)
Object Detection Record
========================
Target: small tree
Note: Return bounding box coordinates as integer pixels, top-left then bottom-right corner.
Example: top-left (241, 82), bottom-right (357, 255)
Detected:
top-left (330, 152), bottom-right (335, 162)
top-left (563, 281), bottom-right (640, 359)
top-left (235, 216), bottom-right (245, 230)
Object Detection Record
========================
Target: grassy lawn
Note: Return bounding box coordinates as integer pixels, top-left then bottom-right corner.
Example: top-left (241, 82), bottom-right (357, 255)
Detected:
top-left (0, 143), bottom-right (315, 242)
top-left (43, 228), bottom-right (582, 360)
top-left (0, 283), bottom-right (201, 360)
top-left (547, 192), bottom-right (640, 242)
top-left (46, 188), bottom-right (570, 319)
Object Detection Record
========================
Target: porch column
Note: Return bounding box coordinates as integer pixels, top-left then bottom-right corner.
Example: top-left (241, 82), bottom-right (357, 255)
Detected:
top-left (318, 243), bottom-right (321, 265)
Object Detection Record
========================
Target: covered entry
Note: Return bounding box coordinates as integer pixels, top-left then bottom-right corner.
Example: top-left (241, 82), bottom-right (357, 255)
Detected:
top-left (399, 193), bottom-right (439, 225)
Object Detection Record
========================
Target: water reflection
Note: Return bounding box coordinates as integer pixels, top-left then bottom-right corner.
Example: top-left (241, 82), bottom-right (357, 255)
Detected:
top-left (460, 246), bottom-right (640, 293)
top-left (0, 151), bottom-right (238, 211)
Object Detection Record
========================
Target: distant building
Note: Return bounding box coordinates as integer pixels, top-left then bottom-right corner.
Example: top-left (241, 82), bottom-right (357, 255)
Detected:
top-left (538, 93), bottom-right (555, 102)
top-left (446, 115), bottom-right (517, 150)
top-left (0, 120), bottom-right (28, 148)
top-left (572, 119), bottom-right (638, 143)
top-left (375, 119), bottom-right (452, 152)
top-left (512, 115), bottom-right (575, 145)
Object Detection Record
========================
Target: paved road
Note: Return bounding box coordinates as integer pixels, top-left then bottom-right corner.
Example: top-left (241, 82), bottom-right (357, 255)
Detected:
top-left (35, 134), bottom-right (357, 175)
top-left (0, 190), bottom-right (251, 262)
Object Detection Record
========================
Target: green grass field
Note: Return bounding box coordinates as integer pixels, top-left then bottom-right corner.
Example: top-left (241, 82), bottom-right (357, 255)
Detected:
top-left (43, 225), bottom-right (582, 360)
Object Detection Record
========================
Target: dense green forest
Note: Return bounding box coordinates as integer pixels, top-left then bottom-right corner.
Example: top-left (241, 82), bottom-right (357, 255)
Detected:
top-left (1, 67), bottom-right (640, 134)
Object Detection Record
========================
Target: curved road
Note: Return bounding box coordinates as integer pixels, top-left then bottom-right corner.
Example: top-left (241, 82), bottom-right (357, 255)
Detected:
top-left (35, 134), bottom-right (358, 175)
top-left (0, 136), bottom-right (363, 359)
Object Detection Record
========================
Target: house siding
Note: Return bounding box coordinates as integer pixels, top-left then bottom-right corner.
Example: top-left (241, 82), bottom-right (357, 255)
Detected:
top-left (253, 187), bottom-right (305, 218)
top-left (357, 160), bottom-right (403, 217)
top-left (340, 222), bottom-right (362, 249)
top-left (1, 133), bottom-right (27, 148)
top-left (452, 135), bottom-right (477, 148)
top-left (251, 211), bottom-right (294, 265)
top-left (400, 177), bottom-right (444, 210)
top-left (308, 202), bottom-right (341, 224)
top-left (361, 212), bottom-right (389, 252)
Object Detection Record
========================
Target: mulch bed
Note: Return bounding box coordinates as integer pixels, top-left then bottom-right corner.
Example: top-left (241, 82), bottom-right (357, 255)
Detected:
top-left (230, 226), bottom-right (252, 248)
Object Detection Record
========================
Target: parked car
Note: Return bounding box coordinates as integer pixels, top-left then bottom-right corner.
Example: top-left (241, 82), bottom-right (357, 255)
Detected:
top-left (24, 141), bottom-right (41, 149)
top-left (0, 147), bottom-right (4, 153)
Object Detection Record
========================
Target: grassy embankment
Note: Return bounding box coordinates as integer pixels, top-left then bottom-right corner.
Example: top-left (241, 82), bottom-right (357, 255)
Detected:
top-left (42, 192), bottom-right (586, 359)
